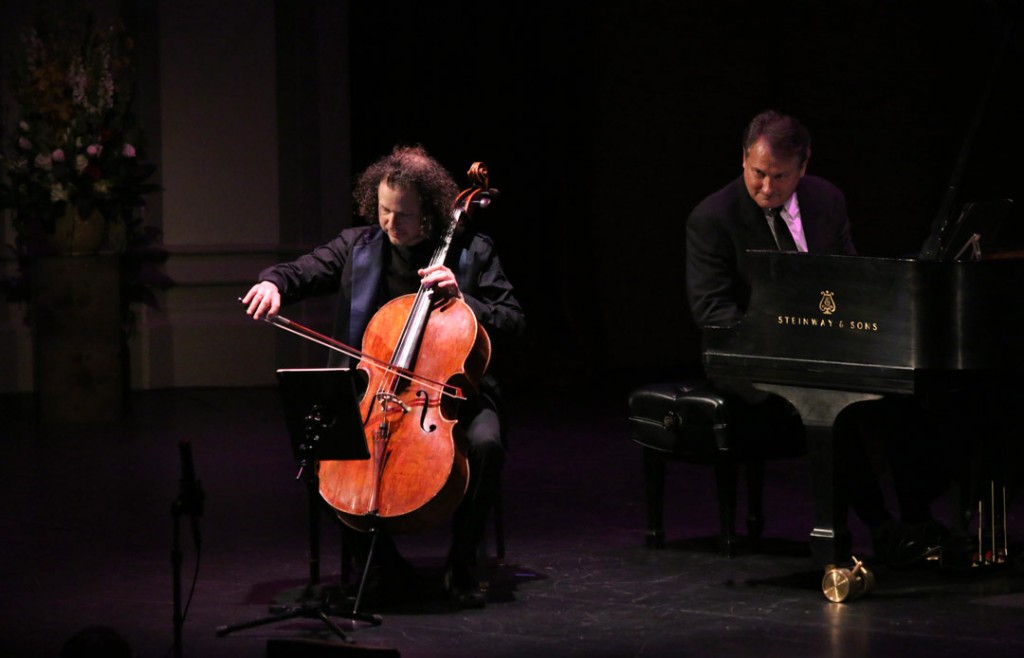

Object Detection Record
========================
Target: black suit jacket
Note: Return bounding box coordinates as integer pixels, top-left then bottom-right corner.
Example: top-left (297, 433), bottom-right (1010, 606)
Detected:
top-left (257, 225), bottom-right (525, 398)
top-left (686, 175), bottom-right (856, 327)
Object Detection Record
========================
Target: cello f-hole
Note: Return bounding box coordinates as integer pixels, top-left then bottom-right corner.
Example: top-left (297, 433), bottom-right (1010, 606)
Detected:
top-left (417, 390), bottom-right (437, 432)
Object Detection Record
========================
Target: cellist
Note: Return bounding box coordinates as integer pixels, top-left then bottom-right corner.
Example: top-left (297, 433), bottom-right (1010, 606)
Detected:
top-left (242, 144), bottom-right (525, 608)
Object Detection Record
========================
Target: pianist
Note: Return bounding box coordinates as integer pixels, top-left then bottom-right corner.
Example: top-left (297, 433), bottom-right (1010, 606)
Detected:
top-left (685, 109), bottom-right (948, 567)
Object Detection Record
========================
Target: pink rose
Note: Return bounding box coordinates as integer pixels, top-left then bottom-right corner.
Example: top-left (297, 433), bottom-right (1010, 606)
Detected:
top-left (86, 144), bottom-right (103, 157)
top-left (52, 149), bottom-right (66, 162)
top-left (122, 143), bottom-right (136, 158)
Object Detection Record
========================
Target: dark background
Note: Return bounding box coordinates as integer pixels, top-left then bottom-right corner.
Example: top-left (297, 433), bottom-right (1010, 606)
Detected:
top-left (342, 0), bottom-right (1023, 394)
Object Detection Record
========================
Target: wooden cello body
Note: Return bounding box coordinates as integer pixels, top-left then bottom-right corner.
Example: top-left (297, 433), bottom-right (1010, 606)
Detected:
top-left (318, 163), bottom-right (496, 534)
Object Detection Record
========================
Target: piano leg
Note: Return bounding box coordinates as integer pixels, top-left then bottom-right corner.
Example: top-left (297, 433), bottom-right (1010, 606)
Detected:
top-left (804, 422), bottom-right (853, 567)
top-left (756, 384), bottom-right (881, 567)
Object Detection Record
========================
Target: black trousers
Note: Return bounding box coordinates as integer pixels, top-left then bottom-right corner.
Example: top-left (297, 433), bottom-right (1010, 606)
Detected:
top-left (711, 376), bottom-right (951, 530)
top-left (448, 395), bottom-right (504, 568)
top-left (834, 396), bottom-right (951, 528)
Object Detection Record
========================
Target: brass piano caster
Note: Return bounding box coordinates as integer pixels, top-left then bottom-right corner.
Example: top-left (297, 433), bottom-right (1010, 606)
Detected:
top-left (822, 556), bottom-right (875, 603)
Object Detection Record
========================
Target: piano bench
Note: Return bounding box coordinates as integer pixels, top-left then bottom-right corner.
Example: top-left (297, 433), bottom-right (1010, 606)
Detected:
top-left (627, 380), bottom-right (806, 557)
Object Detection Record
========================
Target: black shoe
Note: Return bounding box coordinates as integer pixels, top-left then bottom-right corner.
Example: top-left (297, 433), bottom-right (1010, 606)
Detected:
top-left (444, 565), bottom-right (487, 609)
top-left (872, 519), bottom-right (947, 568)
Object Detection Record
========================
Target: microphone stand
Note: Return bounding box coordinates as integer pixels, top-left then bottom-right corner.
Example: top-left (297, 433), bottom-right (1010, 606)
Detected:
top-left (172, 440), bottom-right (205, 658)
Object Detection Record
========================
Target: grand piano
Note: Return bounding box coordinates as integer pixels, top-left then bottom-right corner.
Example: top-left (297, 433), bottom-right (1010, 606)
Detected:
top-left (702, 229), bottom-right (1023, 568)
top-left (701, 17), bottom-right (1022, 569)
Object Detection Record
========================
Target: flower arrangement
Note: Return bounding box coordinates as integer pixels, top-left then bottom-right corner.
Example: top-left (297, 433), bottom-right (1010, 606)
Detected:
top-left (0, 3), bottom-right (159, 255)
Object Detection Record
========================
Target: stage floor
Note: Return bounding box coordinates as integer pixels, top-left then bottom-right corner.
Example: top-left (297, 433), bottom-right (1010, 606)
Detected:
top-left (2, 386), bottom-right (1022, 657)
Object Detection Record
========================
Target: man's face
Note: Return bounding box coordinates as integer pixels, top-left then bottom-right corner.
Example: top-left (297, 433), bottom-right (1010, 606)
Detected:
top-left (377, 181), bottom-right (426, 247)
top-left (742, 137), bottom-right (807, 209)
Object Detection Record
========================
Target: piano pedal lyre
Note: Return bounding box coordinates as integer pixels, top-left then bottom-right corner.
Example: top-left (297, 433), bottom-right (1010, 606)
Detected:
top-left (971, 481), bottom-right (1009, 567)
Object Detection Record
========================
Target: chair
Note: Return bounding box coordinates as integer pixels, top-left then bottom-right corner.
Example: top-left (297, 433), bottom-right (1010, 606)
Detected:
top-left (627, 379), bottom-right (806, 556)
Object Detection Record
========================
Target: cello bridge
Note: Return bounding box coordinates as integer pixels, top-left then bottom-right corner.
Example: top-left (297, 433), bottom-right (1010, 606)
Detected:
top-left (376, 392), bottom-right (411, 413)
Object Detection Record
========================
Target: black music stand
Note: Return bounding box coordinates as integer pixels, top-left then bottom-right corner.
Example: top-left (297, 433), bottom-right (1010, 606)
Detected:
top-left (216, 368), bottom-right (381, 644)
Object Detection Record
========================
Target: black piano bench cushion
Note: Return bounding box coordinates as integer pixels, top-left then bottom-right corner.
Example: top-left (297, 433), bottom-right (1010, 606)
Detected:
top-left (627, 380), bottom-right (806, 461)
top-left (627, 379), bottom-right (807, 555)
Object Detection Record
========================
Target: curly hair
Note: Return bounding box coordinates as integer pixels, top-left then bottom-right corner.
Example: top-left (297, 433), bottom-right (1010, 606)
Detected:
top-left (743, 110), bottom-right (812, 167)
top-left (353, 145), bottom-right (459, 241)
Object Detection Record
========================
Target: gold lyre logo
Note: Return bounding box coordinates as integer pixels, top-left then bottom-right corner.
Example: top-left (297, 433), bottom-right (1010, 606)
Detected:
top-left (819, 290), bottom-right (836, 315)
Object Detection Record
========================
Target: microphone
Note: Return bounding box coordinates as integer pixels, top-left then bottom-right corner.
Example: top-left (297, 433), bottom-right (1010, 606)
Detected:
top-left (178, 440), bottom-right (205, 550)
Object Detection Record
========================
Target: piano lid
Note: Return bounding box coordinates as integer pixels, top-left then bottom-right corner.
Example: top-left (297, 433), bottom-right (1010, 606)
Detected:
top-left (917, 10), bottom-right (1021, 261)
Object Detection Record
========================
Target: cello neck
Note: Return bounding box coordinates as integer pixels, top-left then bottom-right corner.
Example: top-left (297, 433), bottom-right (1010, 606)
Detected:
top-left (390, 206), bottom-right (464, 371)
top-left (390, 160), bottom-right (494, 371)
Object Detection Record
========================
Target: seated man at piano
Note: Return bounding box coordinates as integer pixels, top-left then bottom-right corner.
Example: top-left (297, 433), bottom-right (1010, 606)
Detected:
top-left (686, 109), bottom-right (949, 567)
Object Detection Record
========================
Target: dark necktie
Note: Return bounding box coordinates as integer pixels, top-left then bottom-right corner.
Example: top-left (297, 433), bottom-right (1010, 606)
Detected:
top-left (769, 206), bottom-right (798, 252)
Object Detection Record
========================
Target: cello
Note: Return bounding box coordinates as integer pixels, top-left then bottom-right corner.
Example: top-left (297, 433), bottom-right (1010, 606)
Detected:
top-left (268, 162), bottom-right (498, 535)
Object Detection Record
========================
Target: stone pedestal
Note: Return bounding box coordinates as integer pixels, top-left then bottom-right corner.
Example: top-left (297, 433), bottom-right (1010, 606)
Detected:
top-left (31, 255), bottom-right (126, 423)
